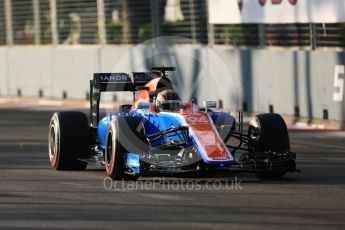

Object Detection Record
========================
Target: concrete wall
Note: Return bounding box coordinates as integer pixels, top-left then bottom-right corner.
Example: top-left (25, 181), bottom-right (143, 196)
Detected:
top-left (0, 45), bottom-right (344, 121)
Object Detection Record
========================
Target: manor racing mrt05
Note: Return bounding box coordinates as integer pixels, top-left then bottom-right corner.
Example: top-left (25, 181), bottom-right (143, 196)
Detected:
top-left (48, 67), bottom-right (296, 180)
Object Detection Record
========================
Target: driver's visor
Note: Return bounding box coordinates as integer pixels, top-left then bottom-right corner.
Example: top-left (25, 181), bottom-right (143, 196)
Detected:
top-left (160, 100), bottom-right (181, 112)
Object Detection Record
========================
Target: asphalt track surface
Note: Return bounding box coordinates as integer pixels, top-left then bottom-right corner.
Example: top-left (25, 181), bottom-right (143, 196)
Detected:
top-left (0, 109), bottom-right (344, 230)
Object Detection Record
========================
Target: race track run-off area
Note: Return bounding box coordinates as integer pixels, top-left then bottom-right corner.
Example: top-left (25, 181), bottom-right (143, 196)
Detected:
top-left (0, 109), bottom-right (344, 230)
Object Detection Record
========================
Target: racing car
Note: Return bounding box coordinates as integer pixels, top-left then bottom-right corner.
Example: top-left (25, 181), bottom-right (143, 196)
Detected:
top-left (48, 67), bottom-right (296, 180)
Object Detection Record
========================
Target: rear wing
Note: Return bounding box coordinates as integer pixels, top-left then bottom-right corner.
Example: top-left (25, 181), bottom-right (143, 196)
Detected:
top-left (92, 72), bottom-right (157, 92)
top-left (90, 72), bottom-right (158, 128)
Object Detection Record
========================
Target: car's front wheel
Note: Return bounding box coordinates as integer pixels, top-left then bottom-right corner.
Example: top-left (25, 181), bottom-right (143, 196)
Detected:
top-left (248, 113), bottom-right (291, 178)
top-left (105, 116), bottom-right (147, 180)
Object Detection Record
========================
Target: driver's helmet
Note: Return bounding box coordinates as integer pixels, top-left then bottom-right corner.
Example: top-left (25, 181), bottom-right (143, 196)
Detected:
top-left (155, 89), bottom-right (181, 112)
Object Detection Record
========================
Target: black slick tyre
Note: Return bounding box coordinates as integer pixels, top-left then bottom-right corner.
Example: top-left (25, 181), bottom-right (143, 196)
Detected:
top-left (48, 112), bottom-right (89, 170)
top-left (105, 116), bottom-right (147, 180)
top-left (248, 113), bottom-right (290, 178)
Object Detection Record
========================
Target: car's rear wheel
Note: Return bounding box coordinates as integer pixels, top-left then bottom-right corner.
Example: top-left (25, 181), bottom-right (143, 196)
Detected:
top-left (105, 116), bottom-right (147, 180)
top-left (48, 112), bottom-right (89, 170)
top-left (248, 113), bottom-right (290, 178)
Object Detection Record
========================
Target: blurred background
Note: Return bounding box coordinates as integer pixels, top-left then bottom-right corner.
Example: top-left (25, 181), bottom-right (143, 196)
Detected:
top-left (0, 0), bottom-right (345, 121)
top-left (1, 0), bottom-right (345, 47)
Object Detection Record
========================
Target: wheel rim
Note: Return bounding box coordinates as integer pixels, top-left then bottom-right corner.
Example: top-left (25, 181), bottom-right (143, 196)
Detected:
top-left (49, 125), bottom-right (56, 160)
top-left (106, 132), bottom-right (113, 169)
top-left (249, 126), bottom-right (260, 141)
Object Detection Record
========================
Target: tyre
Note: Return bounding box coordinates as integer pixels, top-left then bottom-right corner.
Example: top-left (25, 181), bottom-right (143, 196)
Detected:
top-left (48, 112), bottom-right (89, 170)
top-left (105, 116), bottom-right (148, 180)
top-left (248, 113), bottom-right (290, 178)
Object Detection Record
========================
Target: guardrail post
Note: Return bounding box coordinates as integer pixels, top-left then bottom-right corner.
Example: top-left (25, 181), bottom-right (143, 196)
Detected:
top-left (97, 0), bottom-right (107, 46)
top-left (50, 0), bottom-right (59, 45)
top-left (122, 0), bottom-right (130, 44)
top-left (258, 24), bottom-right (265, 48)
top-left (205, 0), bottom-right (214, 46)
top-left (33, 0), bottom-right (41, 45)
top-left (309, 23), bottom-right (316, 50)
top-left (150, 0), bottom-right (161, 39)
top-left (4, 0), bottom-right (13, 45)
top-left (189, 0), bottom-right (197, 43)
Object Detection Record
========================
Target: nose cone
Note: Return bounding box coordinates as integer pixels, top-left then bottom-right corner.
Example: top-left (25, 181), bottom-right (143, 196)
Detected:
top-left (183, 112), bottom-right (233, 162)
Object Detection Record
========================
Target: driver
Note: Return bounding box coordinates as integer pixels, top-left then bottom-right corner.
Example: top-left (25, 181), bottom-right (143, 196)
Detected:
top-left (155, 89), bottom-right (181, 112)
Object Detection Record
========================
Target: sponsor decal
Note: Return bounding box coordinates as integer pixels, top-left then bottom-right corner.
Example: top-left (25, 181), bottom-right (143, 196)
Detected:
top-left (198, 131), bottom-right (216, 145)
top-left (100, 74), bottom-right (129, 82)
top-left (99, 72), bottom-right (153, 83)
top-left (133, 73), bottom-right (152, 82)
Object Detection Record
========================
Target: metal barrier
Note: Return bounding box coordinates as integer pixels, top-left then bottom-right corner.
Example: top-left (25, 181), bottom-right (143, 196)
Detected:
top-left (0, 1), bottom-right (6, 45)
top-left (0, 0), bottom-right (344, 49)
top-left (315, 23), bottom-right (345, 48)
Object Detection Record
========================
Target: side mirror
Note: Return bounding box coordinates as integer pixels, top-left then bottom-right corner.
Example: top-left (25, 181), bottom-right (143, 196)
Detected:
top-left (203, 100), bottom-right (217, 112)
top-left (137, 101), bottom-right (151, 110)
